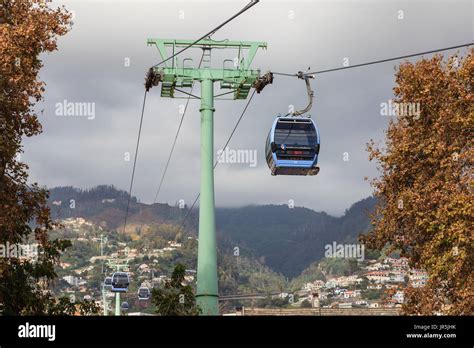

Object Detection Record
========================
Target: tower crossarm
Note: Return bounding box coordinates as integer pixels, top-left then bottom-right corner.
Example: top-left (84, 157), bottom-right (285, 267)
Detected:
top-left (147, 38), bottom-right (267, 99)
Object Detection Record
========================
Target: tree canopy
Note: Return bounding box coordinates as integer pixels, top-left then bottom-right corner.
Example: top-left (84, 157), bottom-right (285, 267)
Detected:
top-left (151, 263), bottom-right (200, 316)
top-left (363, 50), bottom-right (473, 315)
top-left (0, 0), bottom-right (97, 315)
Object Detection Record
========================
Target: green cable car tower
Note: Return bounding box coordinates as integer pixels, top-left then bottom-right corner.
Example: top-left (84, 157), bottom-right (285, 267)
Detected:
top-left (146, 38), bottom-right (269, 315)
top-left (106, 259), bottom-right (129, 316)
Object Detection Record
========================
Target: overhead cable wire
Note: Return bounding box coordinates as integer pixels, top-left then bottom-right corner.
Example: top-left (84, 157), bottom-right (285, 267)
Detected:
top-left (151, 0), bottom-right (259, 68)
top-left (123, 1), bottom-right (261, 233)
top-left (272, 43), bottom-right (473, 77)
top-left (122, 90), bottom-right (148, 234)
top-left (153, 53), bottom-right (205, 204)
top-left (176, 89), bottom-right (257, 233)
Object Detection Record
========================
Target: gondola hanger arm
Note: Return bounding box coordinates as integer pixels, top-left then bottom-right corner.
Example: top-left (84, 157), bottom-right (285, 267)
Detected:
top-left (291, 71), bottom-right (315, 116)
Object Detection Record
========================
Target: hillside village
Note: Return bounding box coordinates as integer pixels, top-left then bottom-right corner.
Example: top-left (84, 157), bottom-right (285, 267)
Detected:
top-left (294, 257), bottom-right (427, 310)
top-left (52, 217), bottom-right (197, 314)
top-left (50, 217), bottom-right (428, 314)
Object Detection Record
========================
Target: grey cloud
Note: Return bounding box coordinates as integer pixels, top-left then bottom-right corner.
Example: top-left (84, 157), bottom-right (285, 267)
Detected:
top-left (24, 0), bottom-right (473, 215)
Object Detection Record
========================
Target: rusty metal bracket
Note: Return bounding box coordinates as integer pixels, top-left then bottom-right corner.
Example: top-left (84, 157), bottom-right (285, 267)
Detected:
top-left (253, 71), bottom-right (273, 93)
top-left (144, 68), bottom-right (161, 91)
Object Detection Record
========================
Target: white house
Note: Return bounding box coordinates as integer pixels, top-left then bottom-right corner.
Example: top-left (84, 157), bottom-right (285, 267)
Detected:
top-left (392, 291), bottom-right (404, 304)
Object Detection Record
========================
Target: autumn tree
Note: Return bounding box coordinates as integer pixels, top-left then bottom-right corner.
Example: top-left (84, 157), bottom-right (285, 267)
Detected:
top-left (0, 0), bottom-right (97, 315)
top-left (363, 50), bottom-right (473, 315)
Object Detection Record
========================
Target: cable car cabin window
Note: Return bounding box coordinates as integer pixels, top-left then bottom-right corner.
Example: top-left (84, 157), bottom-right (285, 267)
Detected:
top-left (113, 273), bottom-right (129, 284)
top-left (274, 121), bottom-right (317, 147)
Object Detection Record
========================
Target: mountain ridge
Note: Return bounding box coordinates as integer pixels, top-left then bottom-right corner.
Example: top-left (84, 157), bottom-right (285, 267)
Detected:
top-left (47, 185), bottom-right (376, 277)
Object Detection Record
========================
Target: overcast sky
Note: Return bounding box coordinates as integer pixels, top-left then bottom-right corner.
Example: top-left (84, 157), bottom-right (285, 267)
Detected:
top-left (23, 0), bottom-right (472, 215)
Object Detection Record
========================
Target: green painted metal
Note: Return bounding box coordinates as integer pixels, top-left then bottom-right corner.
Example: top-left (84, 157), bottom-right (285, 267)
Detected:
top-left (147, 38), bottom-right (267, 315)
top-left (148, 38), bottom-right (266, 100)
top-left (154, 67), bottom-right (261, 100)
top-left (102, 286), bottom-right (107, 316)
top-left (100, 235), bottom-right (108, 316)
top-left (147, 38), bottom-right (266, 52)
top-left (195, 78), bottom-right (218, 315)
top-left (106, 259), bottom-right (129, 317)
top-left (115, 292), bottom-right (120, 316)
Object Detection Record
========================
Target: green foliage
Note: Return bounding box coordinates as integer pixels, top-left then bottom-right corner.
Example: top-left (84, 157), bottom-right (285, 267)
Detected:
top-left (46, 297), bottom-right (100, 315)
top-left (363, 288), bottom-right (384, 300)
top-left (365, 248), bottom-right (382, 260)
top-left (356, 276), bottom-right (369, 290)
top-left (256, 296), bottom-right (289, 308)
top-left (151, 264), bottom-right (200, 316)
top-left (320, 299), bottom-right (331, 307)
top-left (319, 258), bottom-right (360, 277)
top-left (218, 253), bottom-right (286, 295)
top-left (289, 261), bottom-right (326, 291)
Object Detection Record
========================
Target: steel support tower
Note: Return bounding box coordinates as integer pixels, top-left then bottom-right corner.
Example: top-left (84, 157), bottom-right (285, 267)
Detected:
top-left (147, 38), bottom-right (268, 315)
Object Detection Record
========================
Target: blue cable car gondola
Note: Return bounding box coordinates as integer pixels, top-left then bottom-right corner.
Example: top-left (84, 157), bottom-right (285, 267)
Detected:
top-left (265, 116), bottom-right (320, 176)
top-left (111, 272), bottom-right (129, 293)
top-left (265, 71), bottom-right (320, 176)
top-left (138, 287), bottom-right (151, 301)
top-left (104, 276), bottom-right (112, 290)
top-left (121, 301), bottom-right (129, 311)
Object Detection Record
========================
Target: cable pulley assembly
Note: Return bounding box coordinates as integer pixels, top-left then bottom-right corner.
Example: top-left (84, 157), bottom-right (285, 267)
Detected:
top-left (253, 71), bottom-right (273, 93)
top-left (145, 68), bottom-right (161, 92)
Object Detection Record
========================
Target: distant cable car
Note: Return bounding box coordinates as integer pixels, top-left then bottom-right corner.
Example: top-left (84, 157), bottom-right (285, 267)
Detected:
top-left (265, 116), bottom-right (320, 175)
top-left (138, 287), bottom-right (151, 301)
top-left (111, 272), bottom-right (129, 292)
top-left (104, 276), bottom-right (112, 289)
top-left (121, 301), bottom-right (129, 311)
